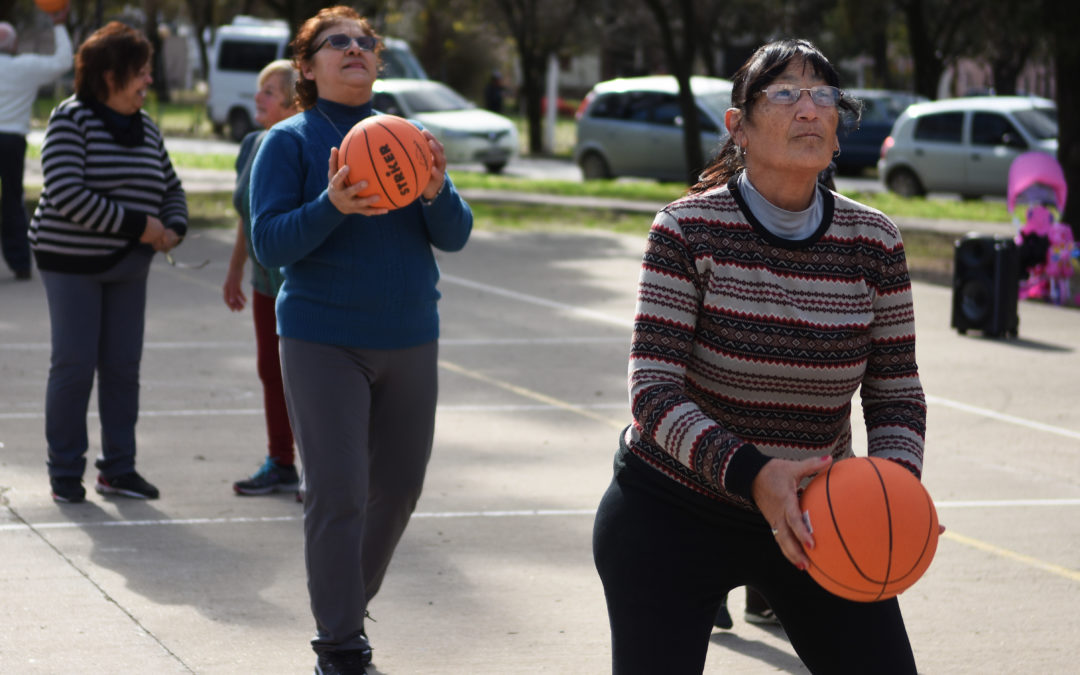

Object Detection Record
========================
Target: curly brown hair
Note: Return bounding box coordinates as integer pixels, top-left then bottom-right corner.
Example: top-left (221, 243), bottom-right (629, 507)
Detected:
top-left (689, 38), bottom-right (862, 195)
top-left (292, 6), bottom-right (383, 110)
top-left (74, 22), bottom-right (152, 104)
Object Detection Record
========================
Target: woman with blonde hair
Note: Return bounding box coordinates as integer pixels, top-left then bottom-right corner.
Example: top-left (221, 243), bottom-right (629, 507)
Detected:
top-left (223, 59), bottom-right (302, 497)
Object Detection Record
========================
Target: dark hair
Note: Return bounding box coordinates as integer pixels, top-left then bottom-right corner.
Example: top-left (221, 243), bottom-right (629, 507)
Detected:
top-left (292, 6), bottom-right (383, 110)
top-left (689, 38), bottom-right (861, 194)
top-left (74, 22), bottom-right (152, 103)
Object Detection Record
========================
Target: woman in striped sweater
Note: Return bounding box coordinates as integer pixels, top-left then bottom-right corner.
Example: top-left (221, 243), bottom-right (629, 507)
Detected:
top-left (30, 23), bottom-right (187, 504)
top-left (593, 40), bottom-right (928, 674)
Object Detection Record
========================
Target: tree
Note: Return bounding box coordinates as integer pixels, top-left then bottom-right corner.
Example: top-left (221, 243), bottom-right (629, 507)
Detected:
top-left (898, 0), bottom-right (982, 99)
top-left (487, 0), bottom-right (597, 155)
top-left (1045, 0), bottom-right (1080, 233)
top-left (639, 0), bottom-right (704, 184)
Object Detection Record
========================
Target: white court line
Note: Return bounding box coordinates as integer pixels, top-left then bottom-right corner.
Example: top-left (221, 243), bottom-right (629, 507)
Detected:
top-left (925, 394), bottom-right (1080, 442)
top-left (441, 274), bottom-right (634, 329)
top-left (0, 337), bottom-right (627, 350)
top-left (2, 499), bottom-right (1077, 534)
top-left (0, 402), bottom-right (628, 421)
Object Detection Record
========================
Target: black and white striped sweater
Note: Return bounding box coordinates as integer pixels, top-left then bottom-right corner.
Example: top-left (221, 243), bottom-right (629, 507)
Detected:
top-left (29, 96), bottom-right (188, 274)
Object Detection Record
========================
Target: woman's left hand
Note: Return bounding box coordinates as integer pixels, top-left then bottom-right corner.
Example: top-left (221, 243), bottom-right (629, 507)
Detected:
top-left (420, 129), bottom-right (448, 202)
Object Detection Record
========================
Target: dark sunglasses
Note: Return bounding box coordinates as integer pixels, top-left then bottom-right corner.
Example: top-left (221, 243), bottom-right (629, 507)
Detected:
top-left (315, 33), bottom-right (378, 53)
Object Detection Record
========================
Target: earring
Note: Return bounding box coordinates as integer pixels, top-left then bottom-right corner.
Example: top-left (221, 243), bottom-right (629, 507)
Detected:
top-left (833, 147), bottom-right (841, 159)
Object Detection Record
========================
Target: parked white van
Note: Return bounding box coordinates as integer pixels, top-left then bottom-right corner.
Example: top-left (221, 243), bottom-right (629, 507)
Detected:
top-left (207, 16), bottom-right (427, 141)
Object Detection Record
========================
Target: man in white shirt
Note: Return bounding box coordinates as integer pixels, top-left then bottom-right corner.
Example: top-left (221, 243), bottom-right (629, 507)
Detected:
top-left (0, 9), bottom-right (71, 280)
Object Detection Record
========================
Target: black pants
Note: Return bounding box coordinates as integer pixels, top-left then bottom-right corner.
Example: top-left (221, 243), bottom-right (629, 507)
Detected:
top-left (0, 132), bottom-right (31, 274)
top-left (592, 471), bottom-right (917, 674)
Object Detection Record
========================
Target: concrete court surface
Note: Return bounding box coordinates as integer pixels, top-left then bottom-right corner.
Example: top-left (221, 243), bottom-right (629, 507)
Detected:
top-left (1, 222), bottom-right (1079, 674)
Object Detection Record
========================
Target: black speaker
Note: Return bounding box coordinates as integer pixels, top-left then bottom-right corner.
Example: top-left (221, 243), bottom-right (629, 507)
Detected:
top-left (951, 234), bottom-right (1019, 338)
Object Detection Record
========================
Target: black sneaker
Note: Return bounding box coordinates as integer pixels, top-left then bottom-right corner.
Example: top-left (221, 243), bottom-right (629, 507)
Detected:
top-left (51, 477), bottom-right (86, 503)
top-left (233, 457), bottom-right (300, 496)
top-left (95, 472), bottom-right (160, 499)
top-left (713, 594), bottom-right (733, 630)
top-left (314, 649), bottom-right (371, 675)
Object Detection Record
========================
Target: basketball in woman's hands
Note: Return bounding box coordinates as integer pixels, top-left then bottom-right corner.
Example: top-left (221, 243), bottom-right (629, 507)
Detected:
top-left (337, 115), bottom-right (432, 210)
top-left (800, 457), bottom-right (939, 602)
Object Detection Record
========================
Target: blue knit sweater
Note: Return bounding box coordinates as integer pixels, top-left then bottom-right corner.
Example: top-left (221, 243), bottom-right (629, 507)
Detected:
top-left (250, 99), bottom-right (472, 349)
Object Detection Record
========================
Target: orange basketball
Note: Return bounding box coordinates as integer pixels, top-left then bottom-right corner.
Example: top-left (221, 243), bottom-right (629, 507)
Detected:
top-left (337, 115), bottom-right (432, 210)
top-left (34, 0), bottom-right (69, 13)
top-left (800, 457), bottom-right (939, 602)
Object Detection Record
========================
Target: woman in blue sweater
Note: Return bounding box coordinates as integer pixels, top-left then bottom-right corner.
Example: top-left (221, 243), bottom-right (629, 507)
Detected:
top-left (250, 7), bottom-right (472, 674)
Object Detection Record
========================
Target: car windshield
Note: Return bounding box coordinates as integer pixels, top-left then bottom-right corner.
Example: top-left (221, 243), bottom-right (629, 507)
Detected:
top-left (397, 85), bottom-right (471, 113)
top-left (1013, 107), bottom-right (1058, 141)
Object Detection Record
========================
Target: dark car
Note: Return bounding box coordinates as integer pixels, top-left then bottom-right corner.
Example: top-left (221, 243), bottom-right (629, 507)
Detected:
top-left (837, 89), bottom-right (927, 175)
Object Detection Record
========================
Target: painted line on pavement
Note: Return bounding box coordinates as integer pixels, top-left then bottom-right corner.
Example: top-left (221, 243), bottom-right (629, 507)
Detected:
top-left (925, 394), bottom-right (1080, 442)
top-left (3, 499), bottom-right (1076, 534)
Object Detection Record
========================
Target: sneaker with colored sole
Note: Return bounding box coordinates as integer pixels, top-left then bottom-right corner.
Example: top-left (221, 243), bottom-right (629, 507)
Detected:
top-left (234, 457), bottom-right (300, 496)
top-left (51, 477), bottom-right (86, 503)
top-left (95, 472), bottom-right (160, 499)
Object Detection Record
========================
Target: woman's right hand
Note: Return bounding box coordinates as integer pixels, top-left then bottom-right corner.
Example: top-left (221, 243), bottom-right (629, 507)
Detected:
top-left (751, 455), bottom-right (833, 570)
top-left (140, 215), bottom-right (166, 246)
top-left (327, 148), bottom-right (390, 217)
top-left (222, 266), bottom-right (246, 311)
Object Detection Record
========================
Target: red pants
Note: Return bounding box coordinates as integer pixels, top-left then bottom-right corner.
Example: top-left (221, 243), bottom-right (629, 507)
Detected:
top-left (253, 290), bottom-right (294, 464)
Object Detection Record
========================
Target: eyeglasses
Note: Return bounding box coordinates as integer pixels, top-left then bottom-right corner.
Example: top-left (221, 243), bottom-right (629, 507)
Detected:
top-left (315, 33), bottom-right (377, 53)
top-left (759, 84), bottom-right (843, 107)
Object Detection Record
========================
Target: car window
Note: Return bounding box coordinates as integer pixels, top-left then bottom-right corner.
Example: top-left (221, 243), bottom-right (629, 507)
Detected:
top-left (913, 112), bottom-right (963, 143)
top-left (218, 40), bottom-right (279, 72)
top-left (651, 95), bottom-right (681, 127)
top-left (398, 85), bottom-right (470, 113)
top-left (372, 93), bottom-right (404, 117)
top-left (624, 92), bottom-right (663, 122)
top-left (696, 91), bottom-right (731, 122)
top-left (586, 93), bottom-right (626, 120)
top-left (1013, 108), bottom-right (1058, 140)
top-left (971, 112), bottom-right (1025, 148)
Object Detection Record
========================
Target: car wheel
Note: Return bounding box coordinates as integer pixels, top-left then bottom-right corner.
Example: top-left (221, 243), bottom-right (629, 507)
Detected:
top-left (484, 161), bottom-right (507, 175)
top-left (228, 109), bottom-right (254, 143)
top-left (580, 152), bottom-right (611, 180)
top-left (886, 168), bottom-right (925, 197)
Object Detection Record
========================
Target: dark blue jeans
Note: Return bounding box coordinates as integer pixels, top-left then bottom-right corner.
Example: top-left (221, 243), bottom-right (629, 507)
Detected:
top-left (593, 467), bottom-right (917, 674)
top-left (0, 132), bottom-right (31, 274)
top-left (40, 248), bottom-right (154, 479)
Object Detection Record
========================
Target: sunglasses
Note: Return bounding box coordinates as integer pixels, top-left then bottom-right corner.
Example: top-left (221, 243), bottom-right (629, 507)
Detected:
top-left (315, 33), bottom-right (378, 53)
top-left (759, 84), bottom-right (843, 107)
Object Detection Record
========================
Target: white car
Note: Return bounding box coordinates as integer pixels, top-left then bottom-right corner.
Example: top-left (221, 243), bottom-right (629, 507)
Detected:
top-left (879, 96), bottom-right (1058, 198)
top-left (574, 75), bottom-right (734, 181)
top-left (207, 17), bottom-right (426, 142)
top-left (371, 79), bottom-right (519, 174)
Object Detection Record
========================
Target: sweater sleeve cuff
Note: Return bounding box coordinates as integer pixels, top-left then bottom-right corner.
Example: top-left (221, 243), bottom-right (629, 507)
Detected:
top-left (120, 210), bottom-right (147, 239)
top-left (724, 443), bottom-right (772, 502)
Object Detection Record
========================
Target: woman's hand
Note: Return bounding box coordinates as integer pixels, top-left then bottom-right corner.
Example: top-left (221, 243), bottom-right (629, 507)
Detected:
top-left (326, 148), bottom-right (390, 217)
top-left (751, 455), bottom-right (833, 570)
top-left (140, 216), bottom-right (166, 246)
top-left (420, 129), bottom-right (448, 202)
top-left (223, 266), bottom-right (246, 311)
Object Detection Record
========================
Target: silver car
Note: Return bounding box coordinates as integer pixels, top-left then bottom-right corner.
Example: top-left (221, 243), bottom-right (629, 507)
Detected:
top-left (574, 75), bottom-right (733, 181)
top-left (878, 96), bottom-right (1057, 198)
top-left (371, 79), bottom-right (519, 174)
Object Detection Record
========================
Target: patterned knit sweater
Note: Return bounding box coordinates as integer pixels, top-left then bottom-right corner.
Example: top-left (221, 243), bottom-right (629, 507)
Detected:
top-left (29, 96), bottom-right (188, 274)
top-left (624, 176), bottom-right (926, 513)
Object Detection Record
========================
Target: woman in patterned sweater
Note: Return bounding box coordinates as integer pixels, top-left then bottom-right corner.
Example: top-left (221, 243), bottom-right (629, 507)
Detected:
top-left (30, 23), bottom-right (187, 504)
top-left (593, 40), bottom-right (927, 674)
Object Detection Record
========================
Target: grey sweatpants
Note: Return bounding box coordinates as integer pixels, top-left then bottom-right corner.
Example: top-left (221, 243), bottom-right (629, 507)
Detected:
top-left (279, 337), bottom-right (438, 655)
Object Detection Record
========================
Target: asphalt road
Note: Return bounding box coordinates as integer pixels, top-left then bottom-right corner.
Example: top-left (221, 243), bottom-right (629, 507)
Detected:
top-left (1, 224), bottom-right (1078, 673)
